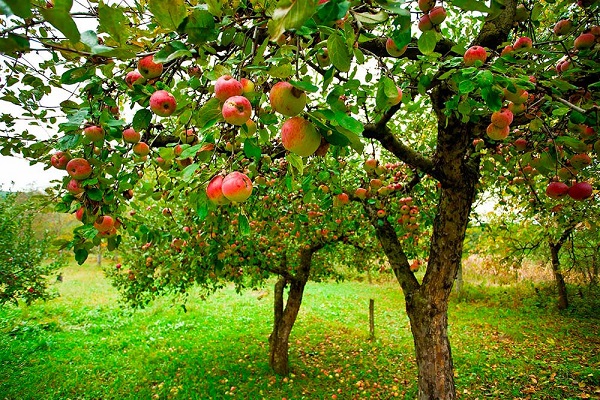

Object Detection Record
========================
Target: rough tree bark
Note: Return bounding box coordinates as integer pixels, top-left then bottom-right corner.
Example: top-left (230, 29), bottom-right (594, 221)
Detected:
top-left (268, 248), bottom-right (315, 375)
top-left (549, 225), bottom-right (575, 310)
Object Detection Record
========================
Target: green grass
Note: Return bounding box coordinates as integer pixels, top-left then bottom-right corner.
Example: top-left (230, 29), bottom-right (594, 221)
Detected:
top-left (1, 263), bottom-right (599, 399)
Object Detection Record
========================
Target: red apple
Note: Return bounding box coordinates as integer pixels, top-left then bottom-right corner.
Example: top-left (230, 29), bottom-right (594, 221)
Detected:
top-left (84, 125), bottom-right (104, 142)
top-left (574, 33), bottom-right (595, 50)
top-left (222, 95), bottom-right (252, 126)
top-left (486, 123), bottom-right (510, 140)
top-left (132, 142), bottom-right (150, 157)
top-left (553, 19), bottom-right (573, 36)
top-left (491, 108), bottom-right (514, 128)
top-left (94, 215), bottom-right (115, 233)
top-left (214, 75), bottom-right (243, 102)
top-left (377, 209), bottom-right (386, 218)
top-left (386, 38), bottom-right (408, 57)
top-left (463, 46), bottom-right (487, 66)
top-left (125, 70), bottom-right (144, 87)
top-left (418, 0), bottom-right (435, 12)
top-left (270, 82), bottom-right (307, 117)
top-left (364, 158), bottom-right (378, 172)
top-left (503, 87), bottom-right (528, 104)
top-left (75, 207), bottom-right (84, 221)
top-left (387, 86), bottom-right (403, 106)
top-left (513, 36), bottom-right (533, 50)
top-left (66, 179), bottom-right (84, 195)
top-left (66, 158), bottom-right (92, 180)
top-left (123, 128), bottom-right (141, 144)
top-left (280, 116), bottom-right (321, 157)
top-left (570, 153), bottom-right (592, 170)
top-left (51, 151), bottom-right (71, 169)
top-left (206, 175), bottom-right (231, 205)
top-left (418, 14), bottom-right (433, 32)
top-left (221, 171), bottom-right (253, 202)
top-left (149, 90), bottom-right (177, 117)
top-left (337, 193), bottom-right (350, 205)
top-left (355, 188), bottom-right (368, 199)
top-left (568, 182), bottom-right (593, 200)
top-left (137, 55), bottom-right (163, 79)
top-left (513, 138), bottom-right (528, 151)
top-left (501, 45), bottom-right (514, 56)
top-left (546, 182), bottom-right (569, 199)
top-left (429, 6), bottom-right (446, 25)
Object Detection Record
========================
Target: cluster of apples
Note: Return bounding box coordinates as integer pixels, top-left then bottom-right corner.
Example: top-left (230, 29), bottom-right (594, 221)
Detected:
top-left (397, 197), bottom-right (421, 235)
top-left (127, 55), bottom-right (177, 118)
top-left (500, 36), bottom-right (533, 56)
top-left (546, 181), bottom-right (593, 201)
top-left (417, 0), bottom-right (447, 32)
top-left (353, 158), bottom-right (406, 201)
top-left (486, 108), bottom-right (514, 141)
top-left (206, 172), bottom-right (253, 205)
top-left (213, 75), bottom-right (255, 126)
top-left (554, 23), bottom-right (600, 73)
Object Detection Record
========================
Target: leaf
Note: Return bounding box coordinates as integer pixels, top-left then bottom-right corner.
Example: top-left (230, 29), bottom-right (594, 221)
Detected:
top-left (374, 0), bottom-right (409, 14)
top-left (196, 98), bottom-right (222, 131)
top-left (327, 32), bottom-right (351, 72)
top-left (334, 111), bottom-right (363, 134)
top-left (286, 153), bottom-right (304, 175)
top-left (182, 163), bottom-right (199, 181)
top-left (98, 2), bottom-right (129, 45)
top-left (183, 8), bottom-right (218, 44)
top-left (40, 0), bottom-right (80, 43)
top-left (0, 0), bottom-right (32, 18)
top-left (481, 87), bottom-right (503, 111)
top-left (353, 11), bottom-right (388, 25)
top-left (317, 0), bottom-right (350, 23)
top-left (61, 67), bottom-right (95, 84)
top-left (243, 138), bottom-right (262, 160)
top-left (148, 0), bottom-right (188, 31)
top-left (417, 30), bottom-right (437, 55)
top-left (268, 0), bottom-right (318, 40)
top-left (450, 0), bottom-right (490, 13)
top-left (290, 80), bottom-right (319, 93)
top-left (375, 76), bottom-right (399, 109)
top-left (458, 80), bottom-right (476, 94)
top-left (75, 248), bottom-right (89, 265)
top-left (80, 30), bottom-right (118, 55)
top-left (238, 213), bottom-right (250, 236)
top-left (555, 136), bottom-right (587, 153)
top-left (87, 188), bottom-right (104, 201)
top-left (132, 109), bottom-right (152, 132)
top-left (0, 34), bottom-right (30, 53)
top-left (153, 42), bottom-right (192, 63)
top-left (530, 3), bottom-right (542, 21)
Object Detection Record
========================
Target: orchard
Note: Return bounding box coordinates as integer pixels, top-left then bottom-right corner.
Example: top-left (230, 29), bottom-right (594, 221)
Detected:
top-left (0, 0), bottom-right (599, 399)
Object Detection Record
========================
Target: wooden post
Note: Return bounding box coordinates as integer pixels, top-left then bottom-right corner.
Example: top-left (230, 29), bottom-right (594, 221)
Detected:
top-left (369, 298), bottom-right (375, 340)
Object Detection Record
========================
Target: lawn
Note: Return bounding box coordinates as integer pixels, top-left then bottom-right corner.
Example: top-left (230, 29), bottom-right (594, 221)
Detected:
top-left (0, 262), bottom-right (598, 399)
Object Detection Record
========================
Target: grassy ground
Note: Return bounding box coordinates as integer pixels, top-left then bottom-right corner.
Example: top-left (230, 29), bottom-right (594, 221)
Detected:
top-left (0, 262), bottom-right (598, 400)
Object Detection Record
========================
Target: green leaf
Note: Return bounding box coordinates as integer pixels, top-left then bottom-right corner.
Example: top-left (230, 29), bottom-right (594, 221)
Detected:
top-left (555, 136), bottom-right (588, 153)
top-left (87, 188), bottom-right (104, 201)
top-left (80, 30), bottom-right (118, 55)
top-left (375, 76), bottom-right (399, 109)
top-left (148, 0), bottom-right (187, 31)
top-left (132, 109), bottom-right (153, 132)
top-left (317, 0), bottom-right (350, 23)
top-left (327, 32), bottom-right (351, 72)
top-left (268, 0), bottom-right (318, 40)
top-left (530, 3), bottom-right (542, 21)
top-left (458, 80), bottom-right (476, 94)
top-left (61, 67), bottom-right (95, 84)
top-left (0, 0), bottom-right (32, 18)
top-left (353, 11), bottom-right (388, 25)
top-left (334, 112), bottom-right (363, 134)
top-left (40, 0), bottom-right (80, 43)
top-left (182, 163), bottom-right (199, 181)
top-left (0, 34), bottom-right (30, 53)
top-left (243, 138), bottom-right (262, 160)
top-left (290, 80), bottom-right (319, 93)
top-left (417, 30), bottom-right (437, 55)
top-left (183, 8), bottom-right (218, 44)
top-left (374, 0), bottom-right (409, 14)
top-left (450, 0), bottom-right (490, 13)
top-left (238, 213), bottom-right (250, 236)
top-left (196, 98), bottom-right (222, 131)
top-left (481, 87), bottom-right (503, 111)
top-left (75, 248), bottom-right (89, 265)
top-left (98, 2), bottom-right (129, 45)
top-left (286, 153), bottom-right (304, 175)
top-left (153, 42), bottom-right (192, 63)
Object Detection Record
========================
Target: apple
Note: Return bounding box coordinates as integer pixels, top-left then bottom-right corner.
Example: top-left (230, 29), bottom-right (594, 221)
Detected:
top-left (123, 128), bottom-right (141, 144)
top-left (570, 153), bottom-right (592, 170)
top-left (270, 82), bottom-right (307, 117)
top-left (463, 46), bottom-right (487, 66)
top-left (214, 75), bottom-right (243, 102)
top-left (568, 182), bottom-right (593, 200)
top-left (84, 125), bottom-right (104, 142)
top-left (429, 6), bottom-right (446, 25)
top-left (594, 139), bottom-right (600, 154)
top-left (94, 215), bottom-right (115, 233)
top-left (418, 14), bottom-right (433, 32)
top-left (149, 90), bottom-right (177, 117)
top-left (188, 66), bottom-right (202, 77)
top-left (377, 209), bottom-right (386, 218)
top-left (316, 48), bottom-right (331, 67)
top-left (240, 78), bottom-right (255, 94)
top-left (66, 158), bottom-right (92, 180)
top-left (507, 101), bottom-right (526, 115)
top-left (418, 0), bottom-right (435, 12)
top-left (370, 178), bottom-right (383, 189)
top-left (490, 108), bottom-right (514, 128)
top-left (125, 70), bottom-right (144, 87)
top-left (386, 38), bottom-right (407, 57)
top-left (546, 182), bottom-right (570, 199)
top-left (355, 188), bottom-right (368, 199)
top-left (574, 33), bottom-right (595, 50)
top-left (557, 167), bottom-right (577, 180)
top-left (337, 193), bottom-right (350, 205)
top-left (388, 86), bottom-right (403, 106)
top-left (221, 171), bottom-right (253, 202)
top-left (137, 55), bottom-right (163, 79)
top-left (500, 45), bottom-right (514, 56)
top-left (280, 116), bottom-right (321, 157)
top-left (364, 158), bottom-right (378, 172)
top-left (206, 175), bottom-right (231, 205)
top-left (486, 123), bottom-right (510, 140)
top-left (75, 207), bottom-right (84, 221)
top-left (51, 151), bottom-right (71, 169)
top-left (503, 87), bottom-right (528, 104)
top-left (66, 178), bottom-right (84, 194)
top-left (132, 142), bottom-right (150, 157)
top-left (513, 138), bottom-right (528, 151)
top-left (179, 129), bottom-right (197, 144)
top-left (513, 36), bottom-right (533, 50)
top-left (222, 95), bottom-right (252, 126)
top-left (553, 19), bottom-right (573, 36)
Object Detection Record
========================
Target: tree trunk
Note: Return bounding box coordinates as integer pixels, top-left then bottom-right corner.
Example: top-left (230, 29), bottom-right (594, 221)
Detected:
top-left (550, 243), bottom-right (569, 310)
top-left (455, 263), bottom-right (463, 295)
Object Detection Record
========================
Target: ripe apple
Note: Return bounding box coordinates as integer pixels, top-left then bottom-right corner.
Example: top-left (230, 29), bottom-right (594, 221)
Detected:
top-left (66, 158), bottom-right (92, 180)
top-left (513, 138), bottom-right (528, 151)
top-left (137, 55), bottom-right (163, 79)
top-left (337, 193), bottom-right (350, 205)
top-left (222, 95), bottom-right (252, 126)
top-left (418, 0), bottom-right (435, 12)
top-left (51, 151), bottom-right (71, 169)
top-left (507, 101), bottom-right (526, 115)
top-left (513, 36), bottom-right (533, 50)
top-left (418, 14), bottom-right (433, 32)
top-left (491, 108), bottom-right (514, 128)
top-left (94, 215), bottom-right (115, 233)
top-left (222, 171), bottom-right (253, 202)
top-left (123, 128), bottom-right (141, 144)
top-left (240, 78), bottom-right (255, 94)
top-left (125, 70), bottom-right (144, 87)
top-left (84, 125), bottom-right (104, 142)
top-left (355, 187), bottom-right (368, 199)
top-left (570, 153), bottom-right (592, 170)
top-left (149, 90), bottom-right (177, 117)
top-left (546, 182), bottom-right (569, 199)
top-left (364, 158), bottom-right (378, 172)
top-left (75, 207), bottom-right (84, 221)
top-left (429, 6), bottom-right (447, 25)
top-left (386, 38), bottom-right (407, 57)
top-left (280, 116), bottom-right (321, 157)
top-left (66, 179), bottom-right (84, 195)
top-left (574, 33), bottom-right (595, 50)
top-left (463, 46), bottom-right (487, 66)
top-left (179, 129), bottom-right (197, 144)
top-left (553, 19), bottom-right (573, 36)
top-left (486, 123), bottom-right (510, 140)
top-left (214, 75), bottom-right (243, 102)
top-left (270, 82), bottom-right (307, 117)
top-left (388, 86), bottom-right (403, 106)
top-left (206, 175), bottom-right (231, 205)
top-left (503, 87), bottom-right (528, 104)
top-left (501, 45), bottom-right (514, 56)
top-left (132, 142), bottom-right (150, 157)
top-left (568, 182), bottom-right (593, 200)
top-left (377, 209), bottom-right (386, 218)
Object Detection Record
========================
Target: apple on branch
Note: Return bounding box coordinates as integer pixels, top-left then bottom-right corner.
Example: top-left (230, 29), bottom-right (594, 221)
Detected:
top-left (280, 116), bottom-right (321, 157)
top-left (222, 96), bottom-right (252, 126)
top-left (149, 90), bottom-right (177, 117)
top-left (137, 55), bottom-right (163, 79)
top-left (66, 158), bottom-right (92, 180)
top-left (221, 171), bottom-right (253, 203)
top-left (214, 75), bottom-right (243, 102)
top-left (270, 82), bottom-right (307, 117)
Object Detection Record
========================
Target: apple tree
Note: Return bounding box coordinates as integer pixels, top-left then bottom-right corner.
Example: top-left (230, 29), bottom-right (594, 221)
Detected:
top-left (1, 0), bottom-right (599, 398)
